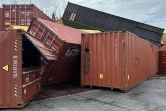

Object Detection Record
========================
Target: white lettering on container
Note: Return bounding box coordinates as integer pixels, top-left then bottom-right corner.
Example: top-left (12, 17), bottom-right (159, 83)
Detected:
top-left (13, 56), bottom-right (18, 78)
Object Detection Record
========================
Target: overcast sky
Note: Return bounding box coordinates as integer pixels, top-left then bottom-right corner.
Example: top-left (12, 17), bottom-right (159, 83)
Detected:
top-left (1, 0), bottom-right (166, 32)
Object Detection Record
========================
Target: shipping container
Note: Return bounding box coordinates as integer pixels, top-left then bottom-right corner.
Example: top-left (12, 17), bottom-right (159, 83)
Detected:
top-left (158, 42), bottom-right (166, 74)
top-left (0, 30), bottom-right (56, 108)
top-left (3, 4), bottom-right (52, 30)
top-left (81, 30), bottom-right (158, 91)
top-left (62, 2), bottom-right (164, 46)
top-left (0, 8), bottom-right (3, 30)
top-left (27, 17), bottom-right (86, 86)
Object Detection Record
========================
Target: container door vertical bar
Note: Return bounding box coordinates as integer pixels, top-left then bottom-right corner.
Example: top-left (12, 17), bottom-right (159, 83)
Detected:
top-left (10, 5), bottom-right (11, 29)
top-left (25, 5), bottom-right (26, 26)
top-left (123, 32), bottom-right (127, 91)
top-left (15, 5), bottom-right (16, 25)
top-left (19, 6), bottom-right (21, 26)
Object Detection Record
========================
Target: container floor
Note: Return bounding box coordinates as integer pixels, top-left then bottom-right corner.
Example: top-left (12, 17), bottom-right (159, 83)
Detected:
top-left (2, 75), bottom-right (166, 111)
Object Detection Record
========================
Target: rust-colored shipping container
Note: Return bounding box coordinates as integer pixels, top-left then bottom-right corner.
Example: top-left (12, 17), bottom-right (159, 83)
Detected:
top-left (3, 4), bottom-right (52, 30)
top-left (27, 18), bottom-right (85, 86)
top-left (81, 31), bottom-right (158, 91)
top-left (0, 30), bottom-right (55, 108)
top-left (158, 42), bottom-right (166, 74)
top-left (0, 8), bottom-right (3, 30)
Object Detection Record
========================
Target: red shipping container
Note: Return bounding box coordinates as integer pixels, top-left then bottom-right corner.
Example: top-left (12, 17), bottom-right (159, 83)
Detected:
top-left (3, 4), bottom-right (52, 30)
top-left (0, 8), bottom-right (3, 30)
top-left (81, 31), bottom-right (158, 91)
top-left (0, 30), bottom-right (43, 108)
top-left (27, 18), bottom-right (85, 86)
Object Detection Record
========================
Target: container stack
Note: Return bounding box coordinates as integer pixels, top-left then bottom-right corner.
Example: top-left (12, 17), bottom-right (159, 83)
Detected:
top-left (0, 2), bottom-right (165, 109)
top-left (62, 2), bottom-right (164, 46)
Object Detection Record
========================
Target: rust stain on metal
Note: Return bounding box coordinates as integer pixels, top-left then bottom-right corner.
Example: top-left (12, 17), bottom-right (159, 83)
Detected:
top-left (81, 31), bottom-right (158, 91)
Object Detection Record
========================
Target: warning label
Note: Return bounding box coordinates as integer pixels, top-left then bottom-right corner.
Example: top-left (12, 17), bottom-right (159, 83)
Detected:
top-left (2, 65), bottom-right (9, 72)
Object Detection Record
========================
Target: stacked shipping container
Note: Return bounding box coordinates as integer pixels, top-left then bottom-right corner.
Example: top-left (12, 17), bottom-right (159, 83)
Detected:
top-left (81, 31), bottom-right (158, 91)
top-left (1, 4), bottom-right (52, 30)
top-left (63, 2), bottom-right (164, 46)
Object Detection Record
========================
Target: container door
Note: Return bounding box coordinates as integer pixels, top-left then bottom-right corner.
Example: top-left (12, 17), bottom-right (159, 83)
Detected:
top-left (28, 19), bottom-right (63, 55)
top-left (4, 5), bottom-right (17, 30)
top-left (22, 67), bottom-right (41, 102)
top-left (25, 33), bottom-right (57, 61)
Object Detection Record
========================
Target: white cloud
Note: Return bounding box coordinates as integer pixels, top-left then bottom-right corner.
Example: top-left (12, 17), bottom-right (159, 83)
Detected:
top-left (1, 0), bottom-right (166, 32)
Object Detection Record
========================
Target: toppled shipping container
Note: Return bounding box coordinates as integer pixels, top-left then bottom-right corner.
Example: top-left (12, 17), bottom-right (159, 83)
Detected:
top-left (27, 18), bottom-right (86, 86)
top-left (0, 30), bottom-right (56, 108)
top-left (62, 2), bottom-right (164, 46)
top-left (81, 30), bottom-right (158, 91)
top-left (3, 4), bottom-right (52, 30)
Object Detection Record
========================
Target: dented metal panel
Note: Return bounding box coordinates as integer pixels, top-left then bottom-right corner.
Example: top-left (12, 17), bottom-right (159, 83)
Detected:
top-left (25, 33), bottom-right (57, 60)
top-left (0, 30), bottom-right (41, 108)
top-left (3, 4), bottom-right (52, 30)
top-left (81, 31), bottom-right (158, 91)
top-left (28, 18), bottom-right (84, 86)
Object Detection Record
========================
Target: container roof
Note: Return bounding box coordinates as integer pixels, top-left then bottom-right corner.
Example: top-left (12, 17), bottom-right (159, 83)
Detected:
top-left (37, 18), bottom-right (86, 44)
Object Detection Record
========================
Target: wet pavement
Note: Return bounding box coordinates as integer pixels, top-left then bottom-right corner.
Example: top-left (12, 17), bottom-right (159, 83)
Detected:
top-left (2, 75), bottom-right (166, 111)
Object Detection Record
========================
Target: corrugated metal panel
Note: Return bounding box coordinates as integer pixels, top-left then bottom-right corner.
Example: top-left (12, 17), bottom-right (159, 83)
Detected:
top-left (158, 51), bottom-right (166, 74)
top-left (25, 33), bottom-right (57, 60)
top-left (29, 18), bottom-right (84, 44)
top-left (3, 4), bottom-right (52, 30)
top-left (0, 30), bottom-right (41, 108)
top-left (28, 18), bottom-right (83, 86)
top-left (81, 31), bottom-right (158, 91)
top-left (10, 25), bottom-right (28, 31)
top-left (63, 2), bottom-right (164, 46)
top-left (158, 41), bottom-right (166, 74)
top-left (0, 8), bottom-right (3, 30)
